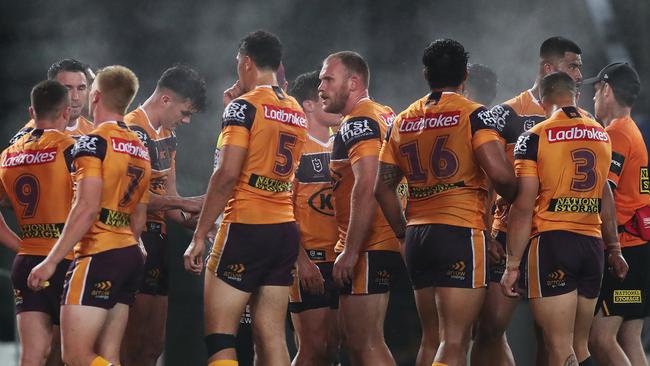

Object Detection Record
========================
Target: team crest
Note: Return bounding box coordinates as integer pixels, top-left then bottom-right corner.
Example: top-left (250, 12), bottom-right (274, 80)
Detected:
top-left (311, 157), bottom-right (323, 173)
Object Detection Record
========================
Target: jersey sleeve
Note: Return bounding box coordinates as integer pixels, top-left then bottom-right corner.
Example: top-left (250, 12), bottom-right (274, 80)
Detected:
top-left (62, 142), bottom-right (76, 174)
top-left (469, 106), bottom-right (505, 150)
top-left (379, 124), bottom-right (399, 166)
top-left (9, 127), bottom-right (33, 145)
top-left (513, 131), bottom-right (540, 177)
top-left (340, 117), bottom-right (382, 165)
top-left (221, 99), bottom-right (257, 149)
top-left (605, 128), bottom-right (630, 188)
top-left (71, 134), bottom-right (107, 180)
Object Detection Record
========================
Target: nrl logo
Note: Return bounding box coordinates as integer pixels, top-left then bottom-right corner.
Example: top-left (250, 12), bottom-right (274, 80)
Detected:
top-left (311, 157), bottom-right (323, 173)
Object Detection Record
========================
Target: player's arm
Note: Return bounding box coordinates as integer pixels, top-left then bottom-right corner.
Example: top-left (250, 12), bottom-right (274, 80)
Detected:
top-left (601, 182), bottom-right (628, 280)
top-left (163, 163), bottom-right (204, 228)
top-left (27, 176), bottom-right (102, 290)
top-left (292, 178), bottom-right (325, 295)
top-left (0, 212), bottom-right (20, 252)
top-left (474, 139), bottom-right (516, 203)
top-left (374, 162), bottom-right (406, 241)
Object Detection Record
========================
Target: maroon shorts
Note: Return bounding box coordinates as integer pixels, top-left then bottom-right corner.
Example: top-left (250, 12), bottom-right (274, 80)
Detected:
top-left (62, 245), bottom-right (145, 308)
top-left (289, 260), bottom-right (339, 313)
top-left (522, 230), bottom-right (604, 299)
top-left (489, 231), bottom-right (507, 283)
top-left (339, 250), bottom-right (404, 295)
top-left (139, 222), bottom-right (169, 296)
top-left (405, 224), bottom-right (488, 289)
top-left (11, 255), bottom-right (71, 325)
top-left (206, 222), bottom-right (300, 293)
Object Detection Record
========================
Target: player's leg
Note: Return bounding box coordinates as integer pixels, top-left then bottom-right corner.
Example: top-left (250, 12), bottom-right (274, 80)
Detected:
top-left (45, 325), bottom-right (63, 366)
top-left (122, 294), bottom-right (168, 365)
top-left (589, 311), bottom-right (629, 365)
top-left (17, 312), bottom-right (53, 366)
top-left (434, 287), bottom-right (485, 366)
top-left (618, 319), bottom-right (647, 366)
top-left (204, 273), bottom-right (251, 363)
top-left (573, 296), bottom-right (598, 363)
top-left (339, 292), bottom-right (394, 366)
top-left (59, 305), bottom-right (111, 366)
top-left (95, 303), bottom-right (130, 362)
top-left (250, 285), bottom-right (292, 365)
top-left (530, 291), bottom-right (577, 365)
top-left (413, 287), bottom-right (439, 366)
top-left (325, 308), bottom-right (340, 364)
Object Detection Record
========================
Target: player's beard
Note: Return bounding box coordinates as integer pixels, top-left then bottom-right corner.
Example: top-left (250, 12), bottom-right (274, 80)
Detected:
top-left (323, 85), bottom-right (349, 114)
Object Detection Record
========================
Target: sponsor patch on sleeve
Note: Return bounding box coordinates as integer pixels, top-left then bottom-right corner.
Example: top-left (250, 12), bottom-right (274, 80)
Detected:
top-left (610, 151), bottom-right (625, 176)
top-left (513, 131), bottom-right (539, 161)
top-left (339, 117), bottom-right (381, 150)
top-left (471, 106), bottom-right (505, 135)
top-left (71, 134), bottom-right (107, 161)
top-left (222, 99), bottom-right (257, 129)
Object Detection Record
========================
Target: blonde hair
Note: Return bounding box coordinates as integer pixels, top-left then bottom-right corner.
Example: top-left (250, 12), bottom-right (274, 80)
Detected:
top-left (95, 65), bottom-right (139, 114)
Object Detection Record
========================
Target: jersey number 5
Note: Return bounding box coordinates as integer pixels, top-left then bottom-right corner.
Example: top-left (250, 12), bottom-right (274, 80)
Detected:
top-left (14, 174), bottom-right (39, 219)
top-left (274, 133), bottom-right (298, 177)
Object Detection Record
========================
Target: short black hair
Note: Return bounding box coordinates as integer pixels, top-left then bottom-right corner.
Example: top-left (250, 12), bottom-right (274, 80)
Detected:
top-left (157, 64), bottom-right (207, 112)
top-left (289, 71), bottom-right (320, 105)
top-left (611, 84), bottom-right (639, 107)
top-left (422, 39), bottom-right (468, 89)
top-left (31, 80), bottom-right (70, 120)
top-left (327, 51), bottom-right (370, 88)
top-left (47, 58), bottom-right (89, 80)
top-left (238, 30), bottom-right (282, 71)
top-left (540, 37), bottom-right (582, 59)
top-left (466, 63), bottom-right (498, 106)
top-left (540, 71), bottom-right (577, 99)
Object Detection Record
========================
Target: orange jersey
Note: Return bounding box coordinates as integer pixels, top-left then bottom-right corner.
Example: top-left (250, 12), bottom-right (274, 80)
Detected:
top-left (10, 116), bottom-right (94, 144)
top-left (0, 129), bottom-right (76, 258)
top-left (490, 90), bottom-right (593, 233)
top-left (220, 85), bottom-right (307, 224)
top-left (293, 135), bottom-right (338, 261)
top-left (71, 121), bottom-right (152, 256)
top-left (514, 106), bottom-right (611, 237)
top-left (330, 98), bottom-right (399, 252)
top-left (125, 107), bottom-right (177, 230)
top-left (606, 116), bottom-right (650, 247)
top-left (380, 92), bottom-right (502, 228)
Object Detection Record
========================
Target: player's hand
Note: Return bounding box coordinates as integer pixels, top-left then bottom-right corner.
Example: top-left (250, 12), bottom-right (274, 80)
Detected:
top-left (398, 238), bottom-right (406, 260)
top-left (297, 255), bottom-right (325, 295)
top-left (206, 225), bottom-right (218, 245)
top-left (333, 250), bottom-right (358, 288)
top-left (500, 268), bottom-right (520, 298)
top-left (487, 236), bottom-right (505, 264)
top-left (138, 238), bottom-right (148, 259)
top-left (184, 235), bottom-right (206, 275)
top-left (180, 212), bottom-right (199, 229)
top-left (223, 81), bottom-right (243, 107)
top-left (27, 259), bottom-right (57, 291)
top-left (181, 196), bottom-right (204, 214)
top-left (608, 251), bottom-right (629, 281)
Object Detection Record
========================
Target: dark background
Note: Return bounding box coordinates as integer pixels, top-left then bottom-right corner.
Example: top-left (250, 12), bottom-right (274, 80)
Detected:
top-left (0, 0), bottom-right (648, 364)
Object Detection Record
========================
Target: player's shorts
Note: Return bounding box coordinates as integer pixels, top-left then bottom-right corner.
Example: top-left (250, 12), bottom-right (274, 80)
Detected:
top-left (289, 260), bottom-right (339, 313)
top-left (489, 230), bottom-right (507, 283)
top-left (405, 224), bottom-right (488, 290)
top-left (139, 222), bottom-right (169, 296)
top-left (62, 245), bottom-right (145, 308)
top-left (522, 230), bottom-right (603, 299)
top-left (11, 255), bottom-right (71, 325)
top-left (206, 222), bottom-right (299, 293)
top-left (596, 242), bottom-right (650, 320)
top-left (339, 250), bottom-right (404, 295)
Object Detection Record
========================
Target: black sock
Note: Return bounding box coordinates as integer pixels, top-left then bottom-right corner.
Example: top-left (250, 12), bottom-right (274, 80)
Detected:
top-left (579, 356), bottom-right (596, 366)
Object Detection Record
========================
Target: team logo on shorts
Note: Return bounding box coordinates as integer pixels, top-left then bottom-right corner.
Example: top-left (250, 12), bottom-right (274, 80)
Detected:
top-left (91, 281), bottom-right (112, 300)
top-left (145, 269), bottom-right (161, 288)
top-left (613, 289), bottom-right (642, 303)
top-left (545, 270), bottom-right (566, 288)
top-left (375, 270), bottom-right (391, 287)
top-left (13, 289), bottom-right (23, 306)
top-left (223, 264), bottom-right (245, 282)
top-left (447, 261), bottom-right (466, 281)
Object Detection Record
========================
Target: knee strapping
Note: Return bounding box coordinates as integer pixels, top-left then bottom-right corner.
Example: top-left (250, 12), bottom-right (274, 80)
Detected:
top-left (90, 356), bottom-right (114, 366)
top-left (208, 360), bottom-right (239, 366)
top-left (205, 333), bottom-right (237, 357)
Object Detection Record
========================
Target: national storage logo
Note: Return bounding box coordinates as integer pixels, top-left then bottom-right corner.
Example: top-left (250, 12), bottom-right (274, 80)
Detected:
top-left (613, 290), bottom-right (641, 304)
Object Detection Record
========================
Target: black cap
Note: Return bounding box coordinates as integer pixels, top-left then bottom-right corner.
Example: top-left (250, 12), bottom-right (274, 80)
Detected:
top-left (583, 62), bottom-right (641, 96)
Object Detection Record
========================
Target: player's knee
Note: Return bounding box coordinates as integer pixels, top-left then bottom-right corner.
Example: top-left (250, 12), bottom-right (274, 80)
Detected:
top-left (476, 322), bottom-right (507, 342)
top-left (205, 333), bottom-right (237, 358)
top-left (19, 347), bottom-right (50, 366)
top-left (588, 328), bottom-right (613, 349)
top-left (140, 338), bottom-right (165, 361)
top-left (420, 331), bottom-right (440, 350)
top-left (60, 348), bottom-right (93, 366)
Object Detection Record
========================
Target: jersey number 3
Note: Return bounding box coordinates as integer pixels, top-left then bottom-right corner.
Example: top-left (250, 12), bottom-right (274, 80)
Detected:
top-left (571, 149), bottom-right (597, 191)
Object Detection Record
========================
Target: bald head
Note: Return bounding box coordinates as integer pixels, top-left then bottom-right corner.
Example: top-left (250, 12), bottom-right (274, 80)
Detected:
top-left (326, 51), bottom-right (369, 89)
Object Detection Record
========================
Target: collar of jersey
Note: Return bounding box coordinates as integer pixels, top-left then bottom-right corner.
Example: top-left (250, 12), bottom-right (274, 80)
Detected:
top-left (65, 118), bottom-right (79, 131)
top-left (138, 106), bottom-right (163, 134)
top-left (308, 134), bottom-right (331, 147)
top-left (527, 89), bottom-right (542, 106)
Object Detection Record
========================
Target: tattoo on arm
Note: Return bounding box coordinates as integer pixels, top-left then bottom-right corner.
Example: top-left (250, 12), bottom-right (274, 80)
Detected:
top-left (379, 162), bottom-right (404, 190)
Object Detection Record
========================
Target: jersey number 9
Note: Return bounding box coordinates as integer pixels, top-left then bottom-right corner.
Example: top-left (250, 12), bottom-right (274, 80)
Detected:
top-left (14, 174), bottom-right (39, 219)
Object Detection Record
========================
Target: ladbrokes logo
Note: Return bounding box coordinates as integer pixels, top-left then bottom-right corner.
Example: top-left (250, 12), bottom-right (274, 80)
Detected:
top-left (614, 289), bottom-right (642, 303)
top-left (111, 138), bottom-right (150, 161)
top-left (546, 270), bottom-right (566, 288)
top-left (2, 148), bottom-right (57, 168)
top-left (379, 112), bottom-right (395, 126)
top-left (223, 263), bottom-right (245, 282)
top-left (375, 270), bottom-right (391, 287)
top-left (398, 111), bottom-right (460, 133)
top-left (263, 104), bottom-right (307, 128)
top-left (91, 281), bottom-right (112, 300)
top-left (548, 197), bottom-right (600, 213)
top-left (546, 124), bottom-right (609, 143)
top-left (447, 261), bottom-right (466, 281)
